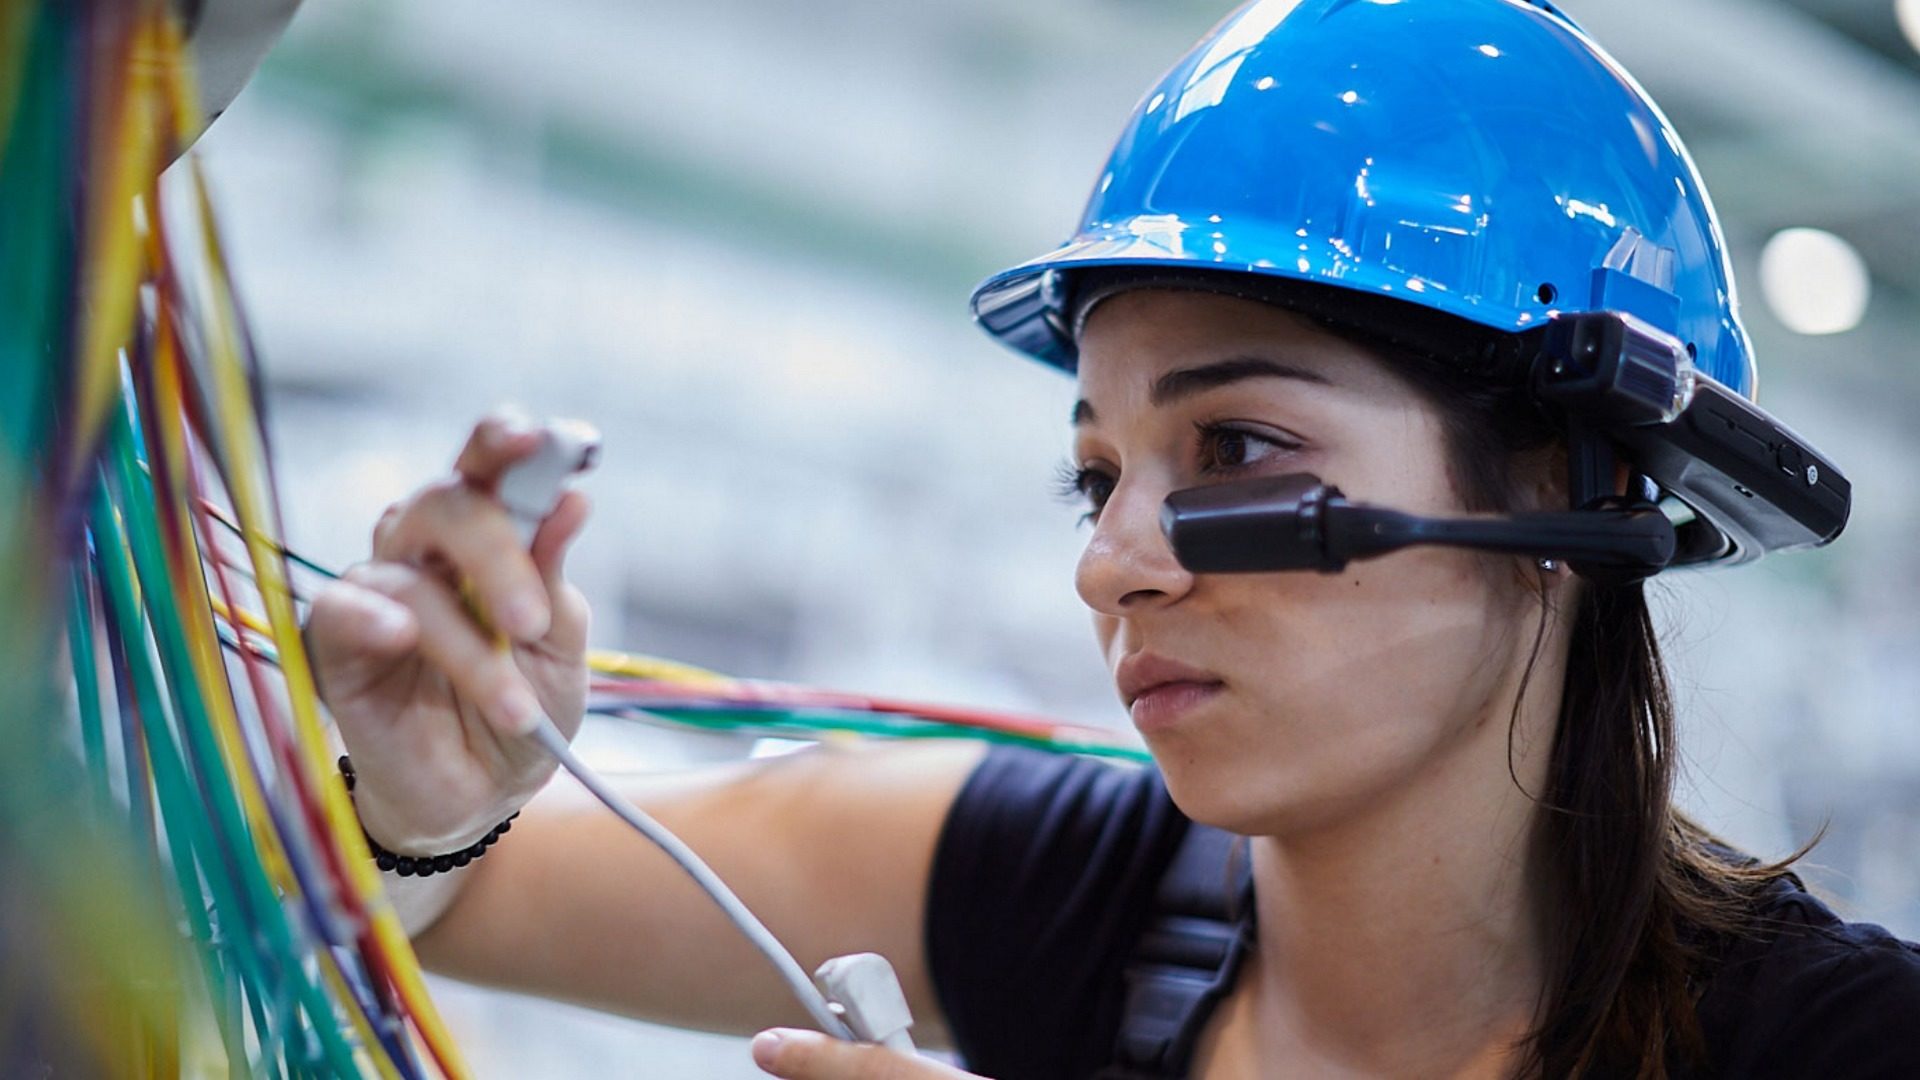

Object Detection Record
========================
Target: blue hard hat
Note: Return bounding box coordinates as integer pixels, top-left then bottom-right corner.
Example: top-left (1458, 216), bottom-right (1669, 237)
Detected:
top-left (972, 0), bottom-right (1853, 566)
top-left (971, 0), bottom-right (1753, 398)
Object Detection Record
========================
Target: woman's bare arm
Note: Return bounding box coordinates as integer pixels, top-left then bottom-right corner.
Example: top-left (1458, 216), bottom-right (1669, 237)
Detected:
top-left (412, 738), bottom-right (987, 1047)
top-left (304, 412), bottom-right (987, 1047)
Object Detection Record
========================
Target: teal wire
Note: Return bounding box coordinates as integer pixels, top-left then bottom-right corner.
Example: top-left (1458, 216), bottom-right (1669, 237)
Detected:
top-left (631, 706), bottom-right (1152, 763)
top-left (105, 406), bottom-right (371, 1077)
top-left (0, 2), bottom-right (74, 464)
top-left (139, 457), bottom-right (336, 583)
top-left (90, 468), bottom-right (248, 1060)
top-left (109, 396), bottom-right (268, 1077)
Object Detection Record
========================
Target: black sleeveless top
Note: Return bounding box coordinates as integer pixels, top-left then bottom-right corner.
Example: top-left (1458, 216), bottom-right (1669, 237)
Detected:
top-left (924, 746), bottom-right (1920, 1078)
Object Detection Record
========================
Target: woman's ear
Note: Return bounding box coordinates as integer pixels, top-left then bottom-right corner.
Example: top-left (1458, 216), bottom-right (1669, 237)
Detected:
top-left (1512, 441), bottom-right (1627, 607)
top-left (1510, 442), bottom-right (1640, 515)
top-left (1513, 443), bottom-right (1570, 515)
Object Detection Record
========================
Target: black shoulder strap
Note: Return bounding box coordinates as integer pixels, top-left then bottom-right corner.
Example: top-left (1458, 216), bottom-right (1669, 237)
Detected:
top-left (1095, 823), bottom-right (1256, 1080)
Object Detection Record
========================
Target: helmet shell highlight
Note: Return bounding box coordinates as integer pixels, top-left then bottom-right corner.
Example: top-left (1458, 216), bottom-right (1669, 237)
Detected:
top-left (971, 0), bottom-right (1757, 399)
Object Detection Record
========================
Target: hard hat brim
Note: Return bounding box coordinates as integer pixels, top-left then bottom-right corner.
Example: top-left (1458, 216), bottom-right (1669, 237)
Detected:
top-left (972, 215), bottom-right (1544, 374)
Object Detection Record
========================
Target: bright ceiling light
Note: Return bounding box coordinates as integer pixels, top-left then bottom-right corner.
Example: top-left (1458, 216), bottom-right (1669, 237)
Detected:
top-left (1759, 228), bottom-right (1871, 336)
top-left (1899, 0), bottom-right (1920, 56)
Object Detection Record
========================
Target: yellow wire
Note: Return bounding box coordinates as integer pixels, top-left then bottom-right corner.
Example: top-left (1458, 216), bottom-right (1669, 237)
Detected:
top-left (190, 239), bottom-right (411, 1080)
top-left (588, 648), bottom-right (736, 688)
top-left (149, 17), bottom-right (443, 1078)
top-left (208, 594), bottom-right (271, 640)
top-left (70, 6), bottom-right (159, 499)
top-left (150, 256), bottom-right (417, 1079)
top-left (218, 592), bottom-right (733, 700)
top-left (218, 596), bottom-right (735, 701)
top-left (181, 150), bottom-right (470, 1080)
top-left (145, 200), bottom-right (302, 900)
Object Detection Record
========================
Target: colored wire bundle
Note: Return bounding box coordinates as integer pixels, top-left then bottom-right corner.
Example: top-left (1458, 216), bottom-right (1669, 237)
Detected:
top-left (194, 523), bottom-right (1148, 765)
top-left (584, 666), bottom-right (1148, 763)
top-left (189, 500), bottom-right (1148, 765)
top-left (2, 3), bottom-right (470, 1077)
top-left (2, 3), bottom-right (1142, 1075)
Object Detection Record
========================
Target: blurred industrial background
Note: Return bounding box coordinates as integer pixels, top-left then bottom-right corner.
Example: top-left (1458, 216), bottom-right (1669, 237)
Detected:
top-left (185, 0), bottom-right (1920, 1074)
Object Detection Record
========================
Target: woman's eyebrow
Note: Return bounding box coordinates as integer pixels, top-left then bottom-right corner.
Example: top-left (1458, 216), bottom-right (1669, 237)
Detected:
top-left (1150, 355), bottom-right (1332, 407)
top-left (1071, 355), bottom-right (1333, 427)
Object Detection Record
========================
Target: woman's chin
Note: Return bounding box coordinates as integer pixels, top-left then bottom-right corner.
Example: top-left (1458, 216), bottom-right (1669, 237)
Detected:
top-left (1152, 745), bottom-right (1275, 833)
top-left (1152, 747), bottom-right (1362, 838)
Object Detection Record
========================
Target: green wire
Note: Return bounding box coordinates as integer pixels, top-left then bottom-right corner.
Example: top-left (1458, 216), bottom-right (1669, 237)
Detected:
top-left (207, 506), bottom-right (1141, 768)
top-left (0, 3), bottom-right (72, 464)
top-left (101, 450), bottom-right (338, 1079)
top-left (89, 469), bottom-right (247, 1063)
top-left (105, 406), bottom-right (372, 1077)
top-left (97, 469), bottom-right (275, 1078)
top-left (100, 422), bottom-right (262, 1077)
top-left (0, 7), bottom-right (377, 1071)
top-left (137, 457), bottom-right (337, 584)
top-left (285, 545), bottom-right (337, 581)
top-left (636, 706), bottom-right (1153, 764)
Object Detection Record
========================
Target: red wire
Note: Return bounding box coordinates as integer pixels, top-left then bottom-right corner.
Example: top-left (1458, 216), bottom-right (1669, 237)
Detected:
top-left (143, 172), bottom-right (365, 936)
top-left (185, 425), bottom-right (364, 909)
top-left (186, 402), bottom-right (425, 1065)
top-left (589, 675), bottom-right (1115, 742)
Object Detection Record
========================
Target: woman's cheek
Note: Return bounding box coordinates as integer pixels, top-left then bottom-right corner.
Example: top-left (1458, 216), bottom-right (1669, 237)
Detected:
top-left (1232, 560), bottom-right (1502, 732)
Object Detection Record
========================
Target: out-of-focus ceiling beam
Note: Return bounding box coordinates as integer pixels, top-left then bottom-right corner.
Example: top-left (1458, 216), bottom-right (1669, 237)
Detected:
top-left (1775, 0), bottom-right (1920, 74)
top-left (252, 1), bottom-right (1920, 305)
top-left (1569, 0), bottom-right (1920, 226)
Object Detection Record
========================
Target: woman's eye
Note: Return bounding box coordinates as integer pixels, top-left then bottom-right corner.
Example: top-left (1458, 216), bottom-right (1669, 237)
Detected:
top-left (1196, 423), bottom-right (1299, 472)
top-left (1053, 460), bottom-right (1116, 523)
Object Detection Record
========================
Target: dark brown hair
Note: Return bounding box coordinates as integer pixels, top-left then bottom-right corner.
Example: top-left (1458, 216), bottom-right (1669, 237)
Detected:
top-left (1377, 338), bottom-right (1813, 1078)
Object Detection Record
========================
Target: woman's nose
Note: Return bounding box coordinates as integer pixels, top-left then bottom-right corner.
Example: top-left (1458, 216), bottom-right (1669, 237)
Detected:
top-left (1074, 479), bottom-right (1197, 616)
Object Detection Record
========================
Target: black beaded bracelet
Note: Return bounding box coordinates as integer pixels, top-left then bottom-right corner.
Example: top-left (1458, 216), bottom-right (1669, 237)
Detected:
top-left (338, 755), bottom-right (519, 878)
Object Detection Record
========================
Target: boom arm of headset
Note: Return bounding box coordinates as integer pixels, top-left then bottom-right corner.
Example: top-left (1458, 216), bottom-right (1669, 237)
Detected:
top-left (1161, 473), bottom-right (1678, 576)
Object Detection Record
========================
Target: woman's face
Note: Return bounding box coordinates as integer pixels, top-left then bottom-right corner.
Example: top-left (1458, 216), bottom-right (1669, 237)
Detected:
top-left (1070, 289), bottom-right (1548, 836)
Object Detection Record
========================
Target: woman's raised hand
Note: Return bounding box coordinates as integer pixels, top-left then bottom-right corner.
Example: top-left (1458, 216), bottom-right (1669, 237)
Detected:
top-left (304, 412), bottom-right (594, 855)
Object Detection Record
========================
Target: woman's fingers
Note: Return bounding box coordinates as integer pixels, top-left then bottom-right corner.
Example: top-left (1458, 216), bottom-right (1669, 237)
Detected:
top-left (530, 488), bottom-right (590, 590)
top-left (373, 482), bottom-right (551, 642)
top-left (526, 490), bottom-right (592, 654)
top-left (452, 410), bottom-right (544, 488)
top-left (371, 419), bottom-right (598, 647)
top-left (348, 561), bottom-right (546, 736)
top-left (304, 575), bottom-right (420, 705)
top-left (750, 1030), bottom-right (981, 1080)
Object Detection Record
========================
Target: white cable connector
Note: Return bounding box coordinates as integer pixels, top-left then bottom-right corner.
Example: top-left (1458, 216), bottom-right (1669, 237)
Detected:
top-left (815, 953), bottom-right (918, 1053)
top-left (496, 420), bottom-right (914, 1051)
top-left (497, 419), bottom-right (601, 546)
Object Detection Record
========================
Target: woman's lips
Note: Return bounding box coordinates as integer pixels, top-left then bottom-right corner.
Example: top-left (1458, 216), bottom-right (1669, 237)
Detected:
top-left (1129, 679), bottom-right (1225, 731)
top-left (1117, 652), bottom-right (1227, 732)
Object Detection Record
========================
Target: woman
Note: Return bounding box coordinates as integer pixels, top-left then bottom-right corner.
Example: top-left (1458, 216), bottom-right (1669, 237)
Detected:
top-left (306, 1), bottom-right (1920, 1076)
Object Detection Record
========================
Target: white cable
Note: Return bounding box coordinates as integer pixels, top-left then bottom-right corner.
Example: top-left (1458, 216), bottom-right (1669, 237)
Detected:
top-left (524, 713), bottom-right (855, 1041)
top-left (498, 420), bottom-right (854, 1041)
